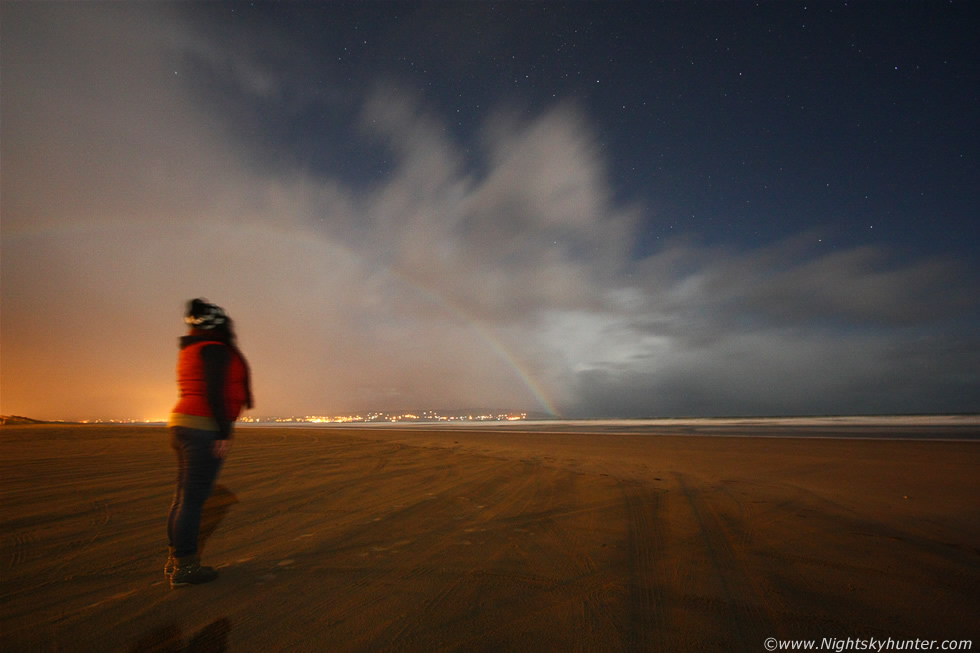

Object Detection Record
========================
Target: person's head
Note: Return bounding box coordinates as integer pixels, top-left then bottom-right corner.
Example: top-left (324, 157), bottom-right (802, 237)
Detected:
top-left (184, 298), bottom-right (234, 341)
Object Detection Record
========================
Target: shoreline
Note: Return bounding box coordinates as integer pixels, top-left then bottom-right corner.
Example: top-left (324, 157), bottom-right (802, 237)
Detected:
top-left (294, 415), bottom-right (980, 441)
top-left (11, 414), bottom-right (977, 441)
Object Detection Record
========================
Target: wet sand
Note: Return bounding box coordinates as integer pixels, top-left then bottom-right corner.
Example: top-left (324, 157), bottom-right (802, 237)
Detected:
top-left (1, 423), bottom-right (978, 652)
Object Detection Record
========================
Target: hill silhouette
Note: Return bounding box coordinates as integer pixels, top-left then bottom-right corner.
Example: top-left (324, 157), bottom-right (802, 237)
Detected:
top-left (0, 415), bottom-right (47, 426)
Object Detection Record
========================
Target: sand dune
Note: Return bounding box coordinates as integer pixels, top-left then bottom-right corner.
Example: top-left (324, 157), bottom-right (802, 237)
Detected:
top-left (1, 424), bottom-right (978, 651)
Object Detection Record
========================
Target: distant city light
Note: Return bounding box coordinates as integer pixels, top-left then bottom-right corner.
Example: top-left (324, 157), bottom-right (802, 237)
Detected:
top-left (54, 411), bottom-right (532, 426)
top-left (236, 410), bottom-right (529, 425)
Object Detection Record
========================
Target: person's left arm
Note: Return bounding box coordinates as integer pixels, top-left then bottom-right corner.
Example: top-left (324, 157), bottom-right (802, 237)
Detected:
top-left (201, 344), bottom-right (233, 458)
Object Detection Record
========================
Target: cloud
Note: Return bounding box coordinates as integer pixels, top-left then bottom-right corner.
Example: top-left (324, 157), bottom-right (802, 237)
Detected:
top-left (354, 85), bottom-right (635, 321)
top-left (1, 4), bottom-right (976, 420)
top-left (697, 241), bottom-right (973, 326)
top-left (548, 236), bottom-right (978, 416)
top-left (567, 325), bottom-right (980, 417)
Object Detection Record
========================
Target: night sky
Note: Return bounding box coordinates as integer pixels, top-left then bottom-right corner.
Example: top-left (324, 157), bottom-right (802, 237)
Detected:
top-left (2, 1), bottom-right (977, 420)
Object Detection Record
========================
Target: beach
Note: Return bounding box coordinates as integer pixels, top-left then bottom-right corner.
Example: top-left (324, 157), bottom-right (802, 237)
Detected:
top-left (2, 423), bottom-right (978, 652)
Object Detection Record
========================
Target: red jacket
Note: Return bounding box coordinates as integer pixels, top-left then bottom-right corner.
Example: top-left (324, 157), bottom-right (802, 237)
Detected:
top-left (171, 340), bottom-right (251, 433)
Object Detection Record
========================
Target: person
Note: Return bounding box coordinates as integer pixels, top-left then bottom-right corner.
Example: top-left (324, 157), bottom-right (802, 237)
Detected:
top-left (165, 298), bottom-right (253, 588)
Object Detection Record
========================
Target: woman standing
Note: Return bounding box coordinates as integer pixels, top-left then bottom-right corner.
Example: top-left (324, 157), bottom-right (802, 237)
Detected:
top-left (166, 298), bottom-right (253, 588)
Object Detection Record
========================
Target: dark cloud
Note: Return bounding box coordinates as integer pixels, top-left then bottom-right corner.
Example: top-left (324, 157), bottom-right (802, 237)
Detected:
top-left (567, 326), bottom-right (980, 418)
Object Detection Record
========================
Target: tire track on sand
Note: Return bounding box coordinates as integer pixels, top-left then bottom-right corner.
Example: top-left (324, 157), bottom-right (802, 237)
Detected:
top-left (378, 459), bottom-right (547, 649)
top-left (675, 473), bottom-right (779, 649)
top-left (620, 479), bottom-right (670, 652)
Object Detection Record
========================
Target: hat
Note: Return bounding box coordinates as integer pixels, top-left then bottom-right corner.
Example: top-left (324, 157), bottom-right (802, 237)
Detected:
top-left (184, 298), bottom-right (228, 329)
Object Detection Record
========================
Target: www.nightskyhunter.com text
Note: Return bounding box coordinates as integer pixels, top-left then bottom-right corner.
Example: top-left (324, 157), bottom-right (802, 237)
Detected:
top-left (765, 637), bottom-right (973, 651)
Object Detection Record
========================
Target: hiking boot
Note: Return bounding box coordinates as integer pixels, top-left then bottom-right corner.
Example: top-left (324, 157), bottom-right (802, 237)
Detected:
top-left (170, 555), bottom-right (218, 588)
top-left (164, 547), bottom-right (176, 577)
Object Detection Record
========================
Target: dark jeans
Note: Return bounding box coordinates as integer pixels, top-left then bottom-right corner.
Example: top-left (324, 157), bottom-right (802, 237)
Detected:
top-left (168, 427), bottom-right (223, 558)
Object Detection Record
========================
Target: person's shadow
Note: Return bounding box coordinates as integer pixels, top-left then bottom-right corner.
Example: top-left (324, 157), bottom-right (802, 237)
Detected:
top-left (198, 484), bottom-right (238, 553)
top-left (128, 617), bottom-right (231, 652)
